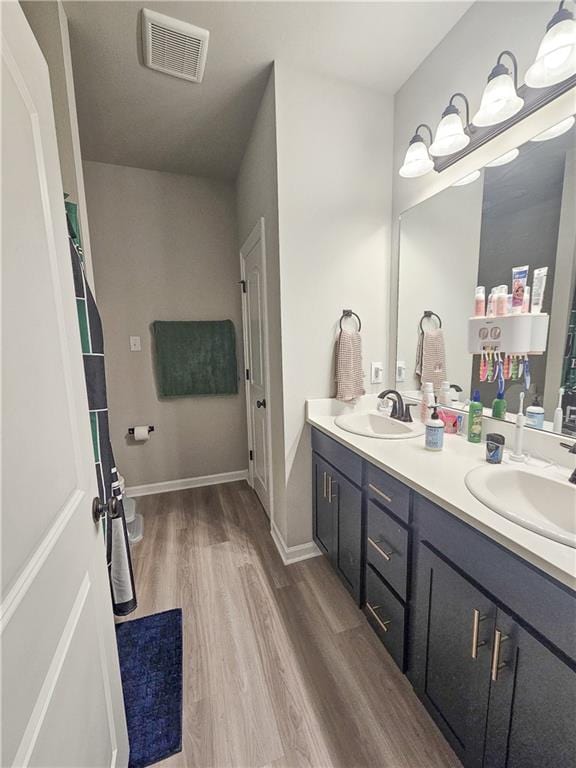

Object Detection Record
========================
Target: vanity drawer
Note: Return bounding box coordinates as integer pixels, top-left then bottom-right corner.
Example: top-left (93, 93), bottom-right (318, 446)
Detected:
top-left (365, 463), bottom-right (411, 524)
top-left (366, 500), bottom-right (409, 601)
top-left (311, 428), bottom-right (362, 486)
top-left (364, 566), bottom-right (406, 670)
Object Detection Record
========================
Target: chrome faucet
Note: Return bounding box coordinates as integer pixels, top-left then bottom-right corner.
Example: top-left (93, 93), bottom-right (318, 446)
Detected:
top-left (377, 389), bottom-right (413, 422)
top-left (560, 442), bottom-right (576, 485)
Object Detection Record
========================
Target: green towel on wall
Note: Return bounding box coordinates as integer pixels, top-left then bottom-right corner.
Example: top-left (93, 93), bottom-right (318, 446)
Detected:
top-left (152, 320), bottom-right (238, 397)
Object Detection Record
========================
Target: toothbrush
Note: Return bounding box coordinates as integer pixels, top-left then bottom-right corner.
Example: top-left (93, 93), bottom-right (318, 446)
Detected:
top-left (553, 387), bottom-right (564, 433)
top-left (510, 392), bottom-right (526, 462)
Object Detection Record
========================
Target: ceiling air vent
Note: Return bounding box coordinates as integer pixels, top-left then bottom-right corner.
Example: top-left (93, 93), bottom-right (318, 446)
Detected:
top-left (141, 9), bottom-right (209, 83)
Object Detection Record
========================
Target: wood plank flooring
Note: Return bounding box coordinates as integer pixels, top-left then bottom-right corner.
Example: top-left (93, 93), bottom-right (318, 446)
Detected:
top-left (122, 481), bottom-right (460, 768)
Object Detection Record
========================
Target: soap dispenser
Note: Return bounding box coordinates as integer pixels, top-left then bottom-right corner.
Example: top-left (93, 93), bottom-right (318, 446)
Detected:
top-left (425, 403), bottom-right (445, 451)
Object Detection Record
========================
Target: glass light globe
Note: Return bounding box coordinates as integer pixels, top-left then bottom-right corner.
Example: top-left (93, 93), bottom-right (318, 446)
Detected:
top-left (530, 115), bottom-right (575, 142)
top-left (452, 170), bottom-right (481, 187)
top-left (525, 17), bottom-right (576, 88)
top-left (429, 112), bottom-right (470, 157)
top-left (472, 73), bottom-right (524, 127)
top-left (485, 148), bottom-right (519, 167)
top-left (399, 138), bottom-right (434, 178)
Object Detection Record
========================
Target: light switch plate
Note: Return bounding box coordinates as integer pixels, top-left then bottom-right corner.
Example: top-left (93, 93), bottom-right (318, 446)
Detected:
top-left (371, 362), bottom-right (383, 384)
top-left (130, 336), bottom-right (141, 352)
top-left (396, 360), bottom-right (406, 383)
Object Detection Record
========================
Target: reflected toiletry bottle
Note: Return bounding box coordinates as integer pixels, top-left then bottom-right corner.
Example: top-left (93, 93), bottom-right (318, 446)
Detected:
top-left (491, 392), bottom-right (507, 419)
top-left (553, 388), bottom-right (564, 433)
top-left (531, 267), bottom-right (548, 313)
top-left (467, 389), bottom-right (483, 443)
top-left (439, 381), bottom-right (452, 406)
top-left (474, 286), bottom-right (485, 317)
top-left (487, 290), bottom-right (495, 317)
top-left (420, 382), bottom-right (434, 423)
top-left (512, 265), bottom-right (529, 315)
top-left (425, 404), bottom-right (445, 451)
top-left (496, 286), bottom-right (508, 316)
top-left (522, 286), bottom-right (531, 313)
top-left (525, 394), bottom-right (545, 429)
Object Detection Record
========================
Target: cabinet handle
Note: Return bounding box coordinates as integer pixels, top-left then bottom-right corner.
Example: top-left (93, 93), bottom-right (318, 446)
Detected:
top-left (490, 629), bottom-right (509, 681)
top-left (471, 608), bottom-right (488, 659)
top-left (368, 483), bottom-right (393, 505)
top-left (322, 471), bottom-right (327, 499)
top-left (368, 536), bottom-right (393, 561)
top-left (366, 602), bottom-right (391, 633)
top-left (328, 476), bottom-right (336, 504)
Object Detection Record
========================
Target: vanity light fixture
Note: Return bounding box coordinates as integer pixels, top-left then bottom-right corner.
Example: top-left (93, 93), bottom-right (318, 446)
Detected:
top-left (525, 1), bottom-right (576, 88)
top-left (398, 124), bottom-right (435, 178)
top-left (473, 51), bottom-right (524, 127)
top-left (530, 114), bottom-right (575, 141)
top-left (429, 93), bottom-right (471, 157)
top-left (451, 169), bottom-right (481, 187)
top-left (485, 148), bottom-right (520, 167)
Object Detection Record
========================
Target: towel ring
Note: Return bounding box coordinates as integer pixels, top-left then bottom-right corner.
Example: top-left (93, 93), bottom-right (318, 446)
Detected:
top-left (340, 309), bottom-right (362, 332)
top-left (419, 311), bottom-right (442, 333)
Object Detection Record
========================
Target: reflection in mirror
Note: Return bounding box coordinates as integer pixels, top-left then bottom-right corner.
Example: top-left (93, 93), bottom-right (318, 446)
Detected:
top-left (396, 119), bottom-right (576, 436)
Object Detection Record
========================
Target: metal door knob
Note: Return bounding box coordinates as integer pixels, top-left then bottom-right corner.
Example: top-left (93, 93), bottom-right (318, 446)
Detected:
top-left (256, 399), bottom-right (266, 409)
top-left (92, 496), bottom-right (119, 524)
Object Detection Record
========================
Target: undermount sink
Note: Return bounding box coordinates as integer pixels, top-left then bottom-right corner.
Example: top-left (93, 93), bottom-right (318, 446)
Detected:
top-left (334, 410), bottom-right (425, 440)
top-left (465, 463), bottom-right (576, 548)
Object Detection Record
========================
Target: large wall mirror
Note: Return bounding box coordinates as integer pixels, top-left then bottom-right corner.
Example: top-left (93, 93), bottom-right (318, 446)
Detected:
top-left (396, 116), bottom-right (576, 437)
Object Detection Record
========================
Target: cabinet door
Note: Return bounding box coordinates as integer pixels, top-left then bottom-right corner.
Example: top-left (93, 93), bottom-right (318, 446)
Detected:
top-left (411, 544), bottom-right (496, 768)
top-left (332, 469), bottom-right (362, 602)
top-left (313, 454), bottom-right (334, 559)
top-left (484, 610), bottom-right (576, 768)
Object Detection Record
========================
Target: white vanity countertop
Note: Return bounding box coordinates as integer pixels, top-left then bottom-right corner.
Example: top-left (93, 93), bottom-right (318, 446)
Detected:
top-left (306, 396), bottom-right (576, 591)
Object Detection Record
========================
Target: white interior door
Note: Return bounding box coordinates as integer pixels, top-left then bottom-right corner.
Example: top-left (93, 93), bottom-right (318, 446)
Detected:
top-left (240, 219), bottom-right (272, 517)
top-left (1, 5), bottom-right (129, 767)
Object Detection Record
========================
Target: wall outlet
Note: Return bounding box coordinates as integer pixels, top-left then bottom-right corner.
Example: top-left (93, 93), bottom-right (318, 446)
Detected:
top-left (396, 360), bottom-right (406, 383)
top-left (371, 362), bottom-right (384, 384)
top-left (130, 336), bottom-right (141, 352)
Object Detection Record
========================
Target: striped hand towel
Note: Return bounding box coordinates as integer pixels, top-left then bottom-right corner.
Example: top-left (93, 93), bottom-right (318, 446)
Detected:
top-left (416, 328), bottom-right (447, 392)
top-left (335, 330), bottom-right (365, 402)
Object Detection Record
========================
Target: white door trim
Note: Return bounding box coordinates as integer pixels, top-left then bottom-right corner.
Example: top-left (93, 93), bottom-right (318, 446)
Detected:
top-left (240, 218), bottom-right (274, 522)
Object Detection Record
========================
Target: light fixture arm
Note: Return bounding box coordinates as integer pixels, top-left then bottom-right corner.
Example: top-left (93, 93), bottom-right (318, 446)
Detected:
top-left (414, 123), bottom-right (433, 145)
top-left (496, 50), bottom-right (520, 89)
top-left (448, 92), bottom-right (471, 126)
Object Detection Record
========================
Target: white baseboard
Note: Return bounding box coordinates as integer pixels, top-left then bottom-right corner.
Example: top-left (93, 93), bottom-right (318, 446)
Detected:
top-left (125, 469), bottom-right (249, 497)
top-left (270, 521), bottom-right (321, 565)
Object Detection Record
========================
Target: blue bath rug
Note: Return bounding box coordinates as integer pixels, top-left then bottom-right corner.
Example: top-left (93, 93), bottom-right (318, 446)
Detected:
top-left (116, 608), bottom-right (183, 768)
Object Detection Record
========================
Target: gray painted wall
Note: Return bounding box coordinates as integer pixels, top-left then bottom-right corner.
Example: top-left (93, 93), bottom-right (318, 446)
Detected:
top-left (236, 67), bottom-right (288, 538)
top-left (84, 161), bottom-right (247, 487)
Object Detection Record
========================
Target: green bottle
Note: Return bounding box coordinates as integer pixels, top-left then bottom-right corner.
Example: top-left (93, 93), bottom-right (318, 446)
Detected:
top-left (468, 389), bottom-right (483, 443)
top-left (491, 392), bottom-right (507, 420)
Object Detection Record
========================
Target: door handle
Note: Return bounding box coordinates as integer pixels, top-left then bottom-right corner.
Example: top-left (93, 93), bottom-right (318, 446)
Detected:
top-left (490, 629), bottom-right (510, 681)
top-left (328, 476), bottom-right (337, 504)
top-left (256, 399), bottom-right (266, 409)
top-left (92, 496), bottom-right (120, 525)
top-left (322, 471), bottom-right (327, 499)
top-left (471, 608), bottom-right (488, 659)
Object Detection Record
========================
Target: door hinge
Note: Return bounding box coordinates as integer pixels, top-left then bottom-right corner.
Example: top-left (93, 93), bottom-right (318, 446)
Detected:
top-left (239, 279), bottom-right (247, 293)
top-left (246, 368), bottom-right (250, 380)
top-left (249, 450), bottom-right (253, 461)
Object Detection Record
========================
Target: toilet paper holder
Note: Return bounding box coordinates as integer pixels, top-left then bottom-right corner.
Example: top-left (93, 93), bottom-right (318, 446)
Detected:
top-left (128, 426), bottom-right (155, 436)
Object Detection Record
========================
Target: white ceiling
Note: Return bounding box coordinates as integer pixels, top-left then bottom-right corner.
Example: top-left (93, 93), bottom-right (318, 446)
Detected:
top-left (64, 1), bottom-right (472, 180)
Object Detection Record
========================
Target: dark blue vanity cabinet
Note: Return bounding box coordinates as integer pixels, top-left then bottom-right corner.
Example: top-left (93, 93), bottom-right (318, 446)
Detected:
top-left (312, 429), bottom-right (362, 602)
top-left (410, 496), bottom-right (576, 768)
top-left (310, 426), bottom-right (576, 768)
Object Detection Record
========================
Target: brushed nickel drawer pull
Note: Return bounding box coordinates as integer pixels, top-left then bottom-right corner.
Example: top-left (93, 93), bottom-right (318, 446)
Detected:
top-left (471, 608), bottom-right (487, 659)
top-left (328, 476), bottom-right (336, 504)
top-left (369, 483), bottom-right (393, 505)
top-left (368, 536), bottom-right (393, 561)
top-left (322, 471), bottom-right (327, 499)
top-left (490, 629), bottom-right (509, 681)
top-left (366, 602), bottom-right (391, 633)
